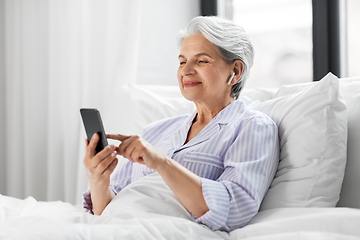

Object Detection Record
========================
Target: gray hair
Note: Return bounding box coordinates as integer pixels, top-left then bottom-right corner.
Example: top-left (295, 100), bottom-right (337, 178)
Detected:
top-left (177, 16), bottom-right (254, 99)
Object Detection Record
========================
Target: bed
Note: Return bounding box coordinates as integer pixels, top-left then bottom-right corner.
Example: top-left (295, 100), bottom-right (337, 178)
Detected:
top-left (1, 73), bottom-right (360, 239)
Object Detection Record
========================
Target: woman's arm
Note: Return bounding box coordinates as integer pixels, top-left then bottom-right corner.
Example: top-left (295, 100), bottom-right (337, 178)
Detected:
top-left (155, 155), bottom-right (209, 217)
top-left (107, 113), bottom-right (279, 231)
top-left (83, 133), bottom-right (118, 215)
top-left (194, 116), bottom-right (279, 231)
top-left (107, 134), bottom-right (209, 217)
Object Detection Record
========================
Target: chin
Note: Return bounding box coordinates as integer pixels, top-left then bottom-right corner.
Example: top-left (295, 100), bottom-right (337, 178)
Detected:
top-left (180, 90), bottom-right (198, 103)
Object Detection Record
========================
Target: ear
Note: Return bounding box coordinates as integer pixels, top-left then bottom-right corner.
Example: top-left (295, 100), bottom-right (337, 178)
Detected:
top-left (231, 60), bottom-right (244, 84)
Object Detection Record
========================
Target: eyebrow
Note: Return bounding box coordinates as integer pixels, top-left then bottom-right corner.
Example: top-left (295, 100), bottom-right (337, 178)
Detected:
top-left (178, 53), bottom-right (212, 59)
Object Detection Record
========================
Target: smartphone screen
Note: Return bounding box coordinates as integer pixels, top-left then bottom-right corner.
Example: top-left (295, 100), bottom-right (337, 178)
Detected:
top-left (80, 108), bottom-right (108, 154)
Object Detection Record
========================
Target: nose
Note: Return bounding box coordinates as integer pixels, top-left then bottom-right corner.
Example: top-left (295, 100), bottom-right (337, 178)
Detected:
top-left (179, 61), bottom-right (196, 77)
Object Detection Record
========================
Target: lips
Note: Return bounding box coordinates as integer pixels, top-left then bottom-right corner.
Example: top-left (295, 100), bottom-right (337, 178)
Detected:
top-left (184, 81), bottom-right (201, 88)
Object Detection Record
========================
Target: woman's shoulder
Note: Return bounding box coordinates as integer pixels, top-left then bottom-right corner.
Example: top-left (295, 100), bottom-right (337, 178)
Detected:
top-left (231, 100), bottom-right (277, 127)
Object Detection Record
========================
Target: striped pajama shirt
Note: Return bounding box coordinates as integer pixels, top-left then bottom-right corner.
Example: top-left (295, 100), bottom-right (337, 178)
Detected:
top-left (83, 100), bottom-right (279, 231)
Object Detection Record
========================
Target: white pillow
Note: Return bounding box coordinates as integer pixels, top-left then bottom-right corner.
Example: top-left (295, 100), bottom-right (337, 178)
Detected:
top-left (129, 84), bottom-right (195, 135)
top-left (264, 76), bottom-right (360, 208)
top-left (102, 84), bottom-right (194, 136)
top-left (104, 73), bottom-right (348, 211)
top-left (247, 73), bottom-right (348, 210)
top-left (336, 77), bottom-right (360, 208)
top-left (240, 87), bottom-right (277, 104)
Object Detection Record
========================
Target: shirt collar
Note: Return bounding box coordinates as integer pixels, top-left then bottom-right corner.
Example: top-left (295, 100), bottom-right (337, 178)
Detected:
top-left (173, 100), bottom-right (246, 150)
top-left (209, 100), bottom-right (246, 125)
top-left (183, 100), bottom-right (246, 126)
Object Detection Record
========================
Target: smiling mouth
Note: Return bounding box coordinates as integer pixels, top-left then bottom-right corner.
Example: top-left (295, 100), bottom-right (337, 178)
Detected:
top-left (184, 81), bottom-right (201, 88)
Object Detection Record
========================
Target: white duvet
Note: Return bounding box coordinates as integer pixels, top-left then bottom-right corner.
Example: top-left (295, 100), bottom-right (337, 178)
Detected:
top-left (1, 173), bottom-right (360, 240)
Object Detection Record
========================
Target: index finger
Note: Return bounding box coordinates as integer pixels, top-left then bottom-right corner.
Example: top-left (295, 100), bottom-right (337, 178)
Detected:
top-left (106, 133), bottom-right (131, 142)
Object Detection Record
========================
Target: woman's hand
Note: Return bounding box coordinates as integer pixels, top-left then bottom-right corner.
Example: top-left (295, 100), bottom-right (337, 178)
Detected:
top-left (106, 134), bottom-right (168, 170)
top-left (106, 133), bottom-right (209, 217)
top-left (83, 133), bottom-right (118, 215)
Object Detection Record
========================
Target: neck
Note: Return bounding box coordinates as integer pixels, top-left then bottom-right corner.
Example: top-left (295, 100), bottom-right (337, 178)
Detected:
top-left (193, 98), bottom-right (234, 125)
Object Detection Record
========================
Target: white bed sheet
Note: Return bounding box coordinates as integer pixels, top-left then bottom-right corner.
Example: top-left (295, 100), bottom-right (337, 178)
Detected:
top-left (231, 208), bottom-right (360, 239)
top-left (1, 173), bottom-right (360, 240)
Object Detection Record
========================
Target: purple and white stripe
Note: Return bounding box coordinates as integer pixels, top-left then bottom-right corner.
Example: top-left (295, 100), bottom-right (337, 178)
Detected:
top-left (82, 100), bottom-right (279, 231)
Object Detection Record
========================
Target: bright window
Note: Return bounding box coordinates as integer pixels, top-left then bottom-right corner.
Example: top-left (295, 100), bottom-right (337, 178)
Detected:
top-left (230, 0), bottom-right (313, 88)
top-left (346, 0), bottom-right (360, 78)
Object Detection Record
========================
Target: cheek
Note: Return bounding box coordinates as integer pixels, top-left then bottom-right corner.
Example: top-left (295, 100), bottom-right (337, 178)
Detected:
top-left (211, 66), bottom-right (230, 84)
top-left (177, 68), bottom-right (182, 82)
top-left (202, 69), bottom-right (220, 84)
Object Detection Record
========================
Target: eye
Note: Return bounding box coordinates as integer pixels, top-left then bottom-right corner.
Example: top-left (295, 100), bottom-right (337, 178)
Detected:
top-left (179, 61), bottom-right (186, 66)
top-left (198, 60), bottom-right (209, 64)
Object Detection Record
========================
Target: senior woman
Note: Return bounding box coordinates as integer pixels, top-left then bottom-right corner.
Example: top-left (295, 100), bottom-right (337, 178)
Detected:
top-left (83, 16), bottom-right (279, 232)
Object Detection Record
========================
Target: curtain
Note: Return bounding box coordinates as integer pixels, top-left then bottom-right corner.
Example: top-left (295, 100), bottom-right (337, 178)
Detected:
top-left (1, 0), bottom-right (140, 205)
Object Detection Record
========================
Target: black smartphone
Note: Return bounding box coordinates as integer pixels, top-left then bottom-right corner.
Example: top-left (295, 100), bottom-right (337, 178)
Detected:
top-left (80, 108), bottom-right (108, 154)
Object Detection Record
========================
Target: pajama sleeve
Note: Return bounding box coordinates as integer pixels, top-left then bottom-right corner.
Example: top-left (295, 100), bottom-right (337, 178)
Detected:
top-left (194, 116), bottom-right (279, 231)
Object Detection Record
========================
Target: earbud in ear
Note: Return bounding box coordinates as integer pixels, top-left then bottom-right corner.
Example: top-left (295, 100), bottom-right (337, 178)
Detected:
top-left (227, 71), bottom-right (235, 85)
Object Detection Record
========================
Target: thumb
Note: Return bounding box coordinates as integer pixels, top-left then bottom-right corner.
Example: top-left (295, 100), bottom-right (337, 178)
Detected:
top-left (87, 133), bottom-right (99, 155)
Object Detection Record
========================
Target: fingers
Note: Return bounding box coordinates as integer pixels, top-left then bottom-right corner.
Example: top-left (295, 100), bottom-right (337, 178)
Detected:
top-left (106, 133), bottom-right (142, 162)
top-left (84, 144), bottom-right (118, 179)
top-left (117, 136), bottom-right (149, 166)
top-left (106, 133), bottom-right (131, 142)
top-left (86, 133), bottom-right (99, 156)
top-left (92, 145), bottom-right (116, 168)
top-left (103, 157), bottom-right (118, 175)
top-left (84, 133), bottom-right (118, 173)
top-left (95, 148), bottom-right (118, 175)
top-left (105, 134), bottom-right (153, 167)
top-left (117, 136), bottom-right (139, 160)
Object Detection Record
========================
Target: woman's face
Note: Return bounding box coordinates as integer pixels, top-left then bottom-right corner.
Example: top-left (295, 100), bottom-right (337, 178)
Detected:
top-left (177, 34), bottom-right (234, 106)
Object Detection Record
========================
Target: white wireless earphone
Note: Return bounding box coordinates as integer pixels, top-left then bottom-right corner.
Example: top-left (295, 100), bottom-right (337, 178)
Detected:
top-left (227, 71), bottom-right (235, 85)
